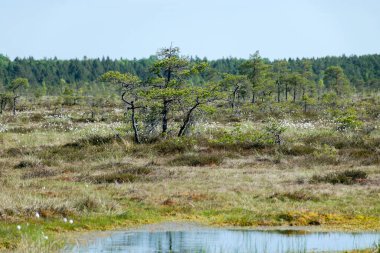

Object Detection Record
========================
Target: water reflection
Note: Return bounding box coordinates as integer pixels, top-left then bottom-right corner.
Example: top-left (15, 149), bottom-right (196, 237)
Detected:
top-left (65, 225), bottom-right (380, 253)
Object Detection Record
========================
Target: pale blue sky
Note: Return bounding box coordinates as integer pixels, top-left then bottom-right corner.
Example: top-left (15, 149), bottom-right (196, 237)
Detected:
top-left (1, 0), bottom-right (379, 60)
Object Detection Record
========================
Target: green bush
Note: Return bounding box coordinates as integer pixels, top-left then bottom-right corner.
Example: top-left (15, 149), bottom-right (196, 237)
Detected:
top-left (209, 124), bottom-right (272, 149)
top-left (335, 108), bottom-right (363, 132)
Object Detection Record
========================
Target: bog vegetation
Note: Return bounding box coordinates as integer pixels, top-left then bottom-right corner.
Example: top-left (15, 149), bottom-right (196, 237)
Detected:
top-left (0, 47), bottom-right (379, 251)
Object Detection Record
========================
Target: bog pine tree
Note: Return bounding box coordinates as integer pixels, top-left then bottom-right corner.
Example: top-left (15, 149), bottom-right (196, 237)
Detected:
top-left (9, 78), bottom-right (29, 116)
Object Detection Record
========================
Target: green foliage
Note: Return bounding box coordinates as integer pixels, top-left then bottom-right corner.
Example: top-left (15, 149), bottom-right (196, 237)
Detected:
top-left (0, 54), bottom-right (379, 96)
top-left (240, 51), bottom-right (272, 102)
top-left (99, 71), bottom-right (141, 86)
top-left (321, 92), bottom-right (338, 106)
top-left (264, 118), bottom-right (287, 145)
top-left (323, 66), bottom-right (351, 96)
top-left (210, 124), bottom-right (272, 148)
top-left (334, 108), bottom-right (363, 131)
top-left (10, 77), bottom-right (29, 92)
top-left (154, 137), bottom-right (196, 154)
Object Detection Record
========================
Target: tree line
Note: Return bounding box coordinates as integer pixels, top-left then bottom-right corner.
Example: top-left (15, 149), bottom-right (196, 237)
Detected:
top-left (1, 47), bottom-right (379, 143)
top-left (0, 52), bottom-right (380, 94)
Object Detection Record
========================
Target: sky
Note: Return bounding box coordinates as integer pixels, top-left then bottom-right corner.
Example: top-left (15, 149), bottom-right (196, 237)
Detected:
top-left (0, 0), bottom-right (379, 60)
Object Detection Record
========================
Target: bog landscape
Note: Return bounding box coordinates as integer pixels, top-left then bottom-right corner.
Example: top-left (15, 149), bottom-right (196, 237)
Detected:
top-left (0, 47), bottom-right (379, 252)
top-left (3, 0), bottom-right (380, 250)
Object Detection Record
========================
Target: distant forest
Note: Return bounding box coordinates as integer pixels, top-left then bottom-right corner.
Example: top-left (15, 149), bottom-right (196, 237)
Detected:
top-left (0, 53), bottom-right (380, 95)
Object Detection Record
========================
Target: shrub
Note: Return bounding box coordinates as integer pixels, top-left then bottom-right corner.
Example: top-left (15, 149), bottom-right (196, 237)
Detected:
top-left (282, 144), bottom-right (315, 156)
top-left (6, 148), bottom-right (25, 157)
top-left (29, 113), bottom-right (44, 122)
top-left (269, 190), bottom-right (320, 201)
top-left (80, 135), bottom-right (115, 146)
top-left (154, 137), bottom-right (196, 154)
top-left (209, 124), bottom-right (272, 149)
top-left (312, 144), bottom-right (338, 164)
top-left (169, 153), bottom-right (223, 166)
top-left (264, 118), bottom-right (287, 145)
top-left (335, 108), bottom-right (363, 132)
top-left (310, 169), bottom-right (367, 185)
top-left (22, 168), bottom-right (57, 179)
top-left (14, 160), bottom-right (40, 169)
top-left (74, 196), bottom-right (102, 212)
top-left (90, 166), bottom-right (153, 184)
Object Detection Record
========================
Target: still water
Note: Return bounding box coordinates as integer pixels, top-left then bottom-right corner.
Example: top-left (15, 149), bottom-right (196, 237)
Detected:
top-left (65, 223), bottom-right (380, 253)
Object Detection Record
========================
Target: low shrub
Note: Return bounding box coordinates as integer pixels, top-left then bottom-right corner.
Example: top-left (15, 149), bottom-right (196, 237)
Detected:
top-left (169, 153), bottom-right (223, 166)
top-left (154, 137), bottom-right (196, 154)
top-left (6, 148), bottom-right (26, 157)
top-left (282, 144), bottom-right (315, 156)
top-left (310, 169), bottom-right (367, 185)
top-left (74, 196), bottom-right (102, 212)
top-left (334, 108), bottom-right (363, 132)
top-left (14, 160), bottom-right (40, 169)
top-left (22, 168), bottom-right (57, 179)
top-left (208, 125), bottom-right (272, 150)
top-left (79, 135), bottom-right (115, 146)
top-left (90, 166), bottom-right (153, 184)
top-left (312, 144), bottom-right (338, 164)
top-left (269, 190), bottom-right (320, 201)
top-left (29, 113), bottom-right (45, 122)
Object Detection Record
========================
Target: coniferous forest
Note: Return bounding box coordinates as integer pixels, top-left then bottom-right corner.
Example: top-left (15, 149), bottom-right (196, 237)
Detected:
top-left (1, 53), bottom-right (380, 95)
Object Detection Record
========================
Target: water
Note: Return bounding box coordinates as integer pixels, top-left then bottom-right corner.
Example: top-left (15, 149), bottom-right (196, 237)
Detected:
top-left (64, 223), bottom-right (380, 253)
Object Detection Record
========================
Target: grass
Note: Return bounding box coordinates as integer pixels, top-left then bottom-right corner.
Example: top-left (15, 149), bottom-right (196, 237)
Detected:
top-left (0, 103), bottom-right (379, 251)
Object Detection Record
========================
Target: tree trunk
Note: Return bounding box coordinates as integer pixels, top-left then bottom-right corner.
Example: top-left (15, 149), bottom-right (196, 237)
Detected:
top-left (178, 101), bottom-right (200, 137)
top-left (13, 97), bottom-right (17, 116)
top-left (0, 99), bottom-right (5, 114)
top-left (162, 99), bottom-right (169, 134)
top-left (130, 102), bottom-right (140, 144)
top-left (336, 78), bottom-right (340, 97)
top-left (231, 86), bottom-right (239, 108)
top-left (285, 83), bottom-right (288, 101)
top-left (251, 93), bottom-right (255, 103)
top-left (161, 65), bottom-right (172, 134)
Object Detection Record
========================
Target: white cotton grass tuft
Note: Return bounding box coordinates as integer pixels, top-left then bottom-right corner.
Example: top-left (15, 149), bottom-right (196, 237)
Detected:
top-left (17, 225), bottom-right (21, 230)
top-left (35, 212), bottom-right (40, 218)
top-left (42, 232), bottom-right (48, 240)
top-left (69, 219), bottom-right (74, 224)
top-left (63, 217), bottom-right (68, 223)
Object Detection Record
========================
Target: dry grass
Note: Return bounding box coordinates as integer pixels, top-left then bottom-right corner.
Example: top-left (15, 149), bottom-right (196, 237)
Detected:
top-left (0, 106), bottom-right (380, 250)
